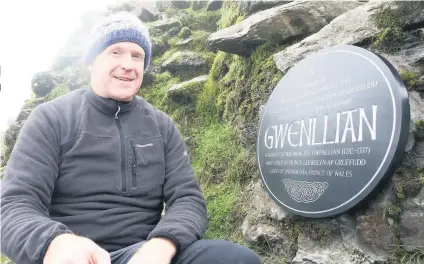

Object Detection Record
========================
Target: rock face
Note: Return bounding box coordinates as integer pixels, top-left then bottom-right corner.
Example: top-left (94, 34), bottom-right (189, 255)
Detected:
top-left (168, 75), bottom-right (208, 103)
top-left (150, 18), bottom-right (182, 35)
top-left (31, 71), bottom-right (55, 97)
top-left (107, 1), bottom-right (159, 22)
top-left (273, 1), bottom-right (424, 74)
top-left (400, 187), bottom-right (424, 251)
top-left (206, 1), bottom-right (363, 56)
top-left (249, 181), bottom-right (287, 221)
top-left (161, 51), bottom-right (209, 81)
top-left (171, 1), bottom-right (190, 9)
top-left (207, 0), bottom-right (223, 11)
top-left (237, 0), bottom-right (293, 16)
top-left (151, 38), bottom-right (170, 58)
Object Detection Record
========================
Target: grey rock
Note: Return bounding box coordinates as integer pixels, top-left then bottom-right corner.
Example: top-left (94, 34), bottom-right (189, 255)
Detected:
top-left (237, 0), bottom-right (293, 16)
top-left (107, 0), bottom-right (158, 21)
top-left (167, 26), bottom-right (180, 37)
top-left (168, 75), bottom-right (208, 103)
top-left (176, 38), bottom-right (193, 47)
top-left (161, 51), bottom-right (209, 81)
top-left (143, 66), bottom-right (162, 86)
top-left (400, 187), bottom-right (424, 251)
top-left (31, 71), bottom-right (55, 97)
top-left (151, 19), bottom-right (182, 33)
top-left (206, 1), bottom-right (362, 56)
top-left (292, 229), bottom-right (388, 264)
top-left (137, 7), bottom-right (159, 22)
top-left (171, 1), bottom-right (190, 9)
top-left (156, 1), bottom-right (172, 12)
top-left (242, 219), bottom-right (279, 243)
top-left (356, 188), bottom-right (394, 255)
top-left (242, 216), bottom-right (294, 257)
top-left (207, 0), bottom-right (223, 11)
top-left (273, 1), bottom-right (380, 74)
top-left (405, 118), bottom-right (416, 153)
top-left (179, 27), bottom-right (192, 38)
top-left (151, 37), bottom-right (170, 58)
top-left (273, 1), bottom-right (424, 74)
top-left (192, 0), bottom-right (207, 10)
top-left (409, 91), bottom-right (424, 123)
top-left (250, 180), bottom-right (287, 221)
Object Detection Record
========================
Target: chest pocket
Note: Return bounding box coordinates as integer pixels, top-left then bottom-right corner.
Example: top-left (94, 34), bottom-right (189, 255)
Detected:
top-left (129, 136), bottom-right (165, 192)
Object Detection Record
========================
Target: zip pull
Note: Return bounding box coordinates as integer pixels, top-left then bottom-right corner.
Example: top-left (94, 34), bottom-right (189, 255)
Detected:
top-left (115, 103), bottom-right (121, 119)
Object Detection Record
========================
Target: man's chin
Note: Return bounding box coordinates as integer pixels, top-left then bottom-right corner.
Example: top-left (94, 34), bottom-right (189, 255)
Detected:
top-left (110, 90), bottom-right (137, 102)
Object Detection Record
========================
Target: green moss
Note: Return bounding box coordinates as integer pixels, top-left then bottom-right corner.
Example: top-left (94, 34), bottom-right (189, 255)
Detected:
top-left (1, 255), bottom-right (12, 264)
top-left (298, 221), bottom-right (334, 245)
top-left (372, 2), bottom-right (424, 52)
top-left (178, 27), bottom-right (191, 38)
top-left (218, 1), bottom-right (242, 29)
top-left (22, 97), bottom-right (46, 109)
top-left (140, 71), bottom-right (180, 112)
top-left (210, 51), bottom-right (229, 81)
top-left (45, 85), bottom-right (70, 101)
top-left (372, 26), bottom-right (406, 52)
top-left (416, 120), bottom-right (424, 132)
top-left (386, 204), bottom-right (402, 217)
top-left (166, 7), bottom-right (221, 32)
top-left (225, 148), bottom-right (257, 185)
top-left (215, 41), bottom-right (285, 125)
top-left (202, 182), bottom-right (241, 240)
top-left (400, 70), bottom-right (419, 90)
top-left (168, 79), bottom-right (206, 105)
top-left (192, 123), bottom-right (239, 185)
top-left (398, 247), bottom-right (424, 264)
top-left (195, 79), bottom-right (219, 124)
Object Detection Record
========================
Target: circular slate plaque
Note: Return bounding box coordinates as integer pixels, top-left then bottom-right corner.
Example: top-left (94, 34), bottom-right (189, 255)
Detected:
top-left (257, 45), bottom-right (410, 218)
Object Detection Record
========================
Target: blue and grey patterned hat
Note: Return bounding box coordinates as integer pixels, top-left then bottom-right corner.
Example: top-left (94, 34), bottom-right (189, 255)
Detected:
top-left (83, 11), bottom-right (152, 71)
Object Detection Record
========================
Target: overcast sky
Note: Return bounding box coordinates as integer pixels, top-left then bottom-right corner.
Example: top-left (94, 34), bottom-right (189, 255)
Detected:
top-left (0, 0), bottom-right (116, 131)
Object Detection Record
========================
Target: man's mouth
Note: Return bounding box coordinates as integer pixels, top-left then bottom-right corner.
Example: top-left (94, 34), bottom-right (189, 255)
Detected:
top-left (114, 76), bottom-right (134, 82)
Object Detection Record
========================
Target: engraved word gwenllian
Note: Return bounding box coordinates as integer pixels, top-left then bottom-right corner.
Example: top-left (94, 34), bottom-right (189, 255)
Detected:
top-left (282, 179), bottom-right (329, 203)
top-left (263, 105), bottom-right (378, 149)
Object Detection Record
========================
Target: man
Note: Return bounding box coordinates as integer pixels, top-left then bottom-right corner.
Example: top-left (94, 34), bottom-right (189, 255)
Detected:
top-left (1, 11), bottom-right (261, 264)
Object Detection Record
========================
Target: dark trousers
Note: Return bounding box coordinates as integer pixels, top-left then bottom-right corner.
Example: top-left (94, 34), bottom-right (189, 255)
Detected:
top-left (110, 239), bottom-right (261, 264)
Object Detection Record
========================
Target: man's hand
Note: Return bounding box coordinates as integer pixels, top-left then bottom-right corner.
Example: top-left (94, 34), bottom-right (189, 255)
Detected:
top-left (43, 233), bottom-right (111, 264)
top-left (127, 237), bottom-right (177, 264)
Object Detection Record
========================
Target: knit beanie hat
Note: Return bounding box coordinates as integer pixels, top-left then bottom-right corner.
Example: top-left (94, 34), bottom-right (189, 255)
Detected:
top-left (83, 11), bottom-right (152, 71)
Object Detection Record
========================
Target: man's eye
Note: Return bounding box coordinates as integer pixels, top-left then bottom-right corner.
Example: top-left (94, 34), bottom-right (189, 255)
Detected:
top-left (111, 50), bottom-right (121, 55)
top-left (133, 54), bottom-right (143, 60)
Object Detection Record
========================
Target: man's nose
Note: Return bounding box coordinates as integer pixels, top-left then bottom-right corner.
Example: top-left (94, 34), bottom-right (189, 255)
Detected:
top-left (120, 55), bottom-right (134, 71)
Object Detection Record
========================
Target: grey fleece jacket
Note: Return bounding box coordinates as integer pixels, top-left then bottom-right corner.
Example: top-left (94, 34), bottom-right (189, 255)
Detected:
top-left (0, 87), bottom-right (207, 264)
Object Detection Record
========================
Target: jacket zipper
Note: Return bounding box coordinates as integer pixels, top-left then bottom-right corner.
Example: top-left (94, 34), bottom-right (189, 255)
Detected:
top-left (131, 141), bottom-right (137, 187)
top-left (115, 103), bottom-right (126, 192)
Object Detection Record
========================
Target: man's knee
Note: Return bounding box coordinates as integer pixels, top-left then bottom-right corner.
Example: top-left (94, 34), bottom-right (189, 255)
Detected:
top-left (188, 240), bottom-right (261, 264)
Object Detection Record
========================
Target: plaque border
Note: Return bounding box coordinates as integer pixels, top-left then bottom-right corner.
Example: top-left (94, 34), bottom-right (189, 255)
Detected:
top-left (257, 44), bottom-right (410, 218)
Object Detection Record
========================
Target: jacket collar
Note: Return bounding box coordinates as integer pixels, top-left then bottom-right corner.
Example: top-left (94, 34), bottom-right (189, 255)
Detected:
top-left (86, 86), bottom-right (139, 117)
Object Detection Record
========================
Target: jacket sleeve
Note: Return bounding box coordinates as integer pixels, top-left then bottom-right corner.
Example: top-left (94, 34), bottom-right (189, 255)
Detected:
top-left (1, 104), bottom-right (74, 264)
top-left (147, 115), bottom-right (207, 253)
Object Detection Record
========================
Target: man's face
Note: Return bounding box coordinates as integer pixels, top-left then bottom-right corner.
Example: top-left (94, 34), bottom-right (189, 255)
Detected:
top-left (89, 42), bottom-right (145, 101)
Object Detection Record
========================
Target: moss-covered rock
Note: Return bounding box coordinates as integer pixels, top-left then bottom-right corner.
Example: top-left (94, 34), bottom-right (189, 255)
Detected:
top-left (31, 71), bottom-right (55, 97)
top-left (161, 51), bottom-right (210, 81)
top-left (168, 75), bottom-right (208, 104)
top-left (165, 6), bottom-right (221, 32)
top-left (372, 1), bottom-right (424, 52)
top-left (179, 26), bottom-right (192, 38)
top-left (151, 36), bottom-right (170, 58)
top-left (150, 18), bottom-right (182, 35)
top-left (400, 70), bottom-right (420, 90)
